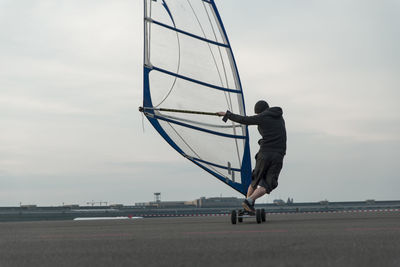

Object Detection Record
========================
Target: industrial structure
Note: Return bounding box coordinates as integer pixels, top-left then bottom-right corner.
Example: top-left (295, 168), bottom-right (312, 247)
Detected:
top-left (1, 197), bottom-right (399, 222)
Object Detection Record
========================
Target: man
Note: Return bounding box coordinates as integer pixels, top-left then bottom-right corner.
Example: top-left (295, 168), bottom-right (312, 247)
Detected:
top-left (217, 100), bottom-right (287, 212)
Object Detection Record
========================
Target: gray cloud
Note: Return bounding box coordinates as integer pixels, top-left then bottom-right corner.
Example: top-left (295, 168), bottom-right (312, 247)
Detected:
top-left (0, 0), bottom-right (399, 205)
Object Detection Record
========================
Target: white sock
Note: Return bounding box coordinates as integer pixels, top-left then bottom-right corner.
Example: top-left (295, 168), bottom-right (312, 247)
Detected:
top-left (246, 197), bottom-right (254, 205)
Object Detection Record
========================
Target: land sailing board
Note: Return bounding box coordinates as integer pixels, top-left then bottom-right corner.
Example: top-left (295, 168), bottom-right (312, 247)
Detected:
top-left (231, 208), bottom-right (266, 224)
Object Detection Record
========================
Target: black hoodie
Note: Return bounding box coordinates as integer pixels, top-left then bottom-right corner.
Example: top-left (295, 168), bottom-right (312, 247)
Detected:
top-left (224, 107), bottom-right (287, 155)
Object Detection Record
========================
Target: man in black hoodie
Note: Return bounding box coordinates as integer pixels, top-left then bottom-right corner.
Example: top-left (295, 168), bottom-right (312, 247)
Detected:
top-left (217, 100), bottom-right (286, 212)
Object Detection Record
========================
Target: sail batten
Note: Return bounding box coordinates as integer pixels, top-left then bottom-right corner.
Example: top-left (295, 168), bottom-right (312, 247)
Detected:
top-left (192, 157), bottom-right (241, 172)
top-left (152, 114), bottom-right (246, 139)
top-left (146, 18), bottom-right (228, 47)
top-left (149, 66), bottom-right (241, 93)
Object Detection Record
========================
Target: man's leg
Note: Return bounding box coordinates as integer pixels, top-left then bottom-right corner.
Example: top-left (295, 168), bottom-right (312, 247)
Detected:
top-left (249, 186), bottom-right (267, 201)
top-left (246, 184), bottom-right (255, 198)
top-left (242, 185), bottom-right (259, 212)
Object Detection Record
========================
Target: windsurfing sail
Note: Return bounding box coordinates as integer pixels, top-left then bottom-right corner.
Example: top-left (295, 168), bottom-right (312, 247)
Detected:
top-left (141, 0), bottom-right (251, 195)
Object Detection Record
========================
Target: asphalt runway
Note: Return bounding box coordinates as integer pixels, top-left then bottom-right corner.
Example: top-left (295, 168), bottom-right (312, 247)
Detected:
top-left (1, 211), bottom-right (399, 267)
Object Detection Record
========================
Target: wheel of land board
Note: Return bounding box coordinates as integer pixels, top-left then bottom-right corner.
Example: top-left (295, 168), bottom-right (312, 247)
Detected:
top-left (237, 210), bottom-right (244, 223)
top-left (256, 209), bottom-right (262, 224)
top-left (231, 210), bottom-right (237, 224)
top-left (261, 209), bottom-right (266, 222)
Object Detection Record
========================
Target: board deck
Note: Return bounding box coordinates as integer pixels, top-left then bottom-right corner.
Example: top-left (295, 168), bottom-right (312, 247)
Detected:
top-left (231, 209), bottom-right (266, 224)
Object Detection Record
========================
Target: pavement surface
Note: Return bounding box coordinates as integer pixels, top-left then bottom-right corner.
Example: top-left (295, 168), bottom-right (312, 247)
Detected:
top-left (0, 211), bottom-right (399, 267)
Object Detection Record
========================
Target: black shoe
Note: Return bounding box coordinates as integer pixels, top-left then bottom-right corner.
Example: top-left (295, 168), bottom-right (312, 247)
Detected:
top-left (242, 199), bottom-right (255, 213)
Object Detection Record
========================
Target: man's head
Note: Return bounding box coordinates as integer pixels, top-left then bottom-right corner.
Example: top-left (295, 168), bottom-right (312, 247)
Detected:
top-left (254, 100), bottom-right (269, 114)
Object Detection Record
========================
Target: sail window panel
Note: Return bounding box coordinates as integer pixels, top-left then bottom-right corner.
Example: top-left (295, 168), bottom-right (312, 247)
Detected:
top-left (149, 71), bottom-right (244, 118)
top-left (149, 24), bottom-right (236, 90)
top-left (196, 162), bottom-right (240, 183)
top-left (180, 0), bottom-right (225, 44)
top-left (145, 1), bottom-right (172, 28)
top-left (201, 2), bottom-right (225, 44)
top-left (155, 114), bottom-right (245, 139)
top-left (155, 111), bottom-right (246, 141)
top-left (158, 120), bottom-right (244, 171)
top-left (147, 0), bottom-right (225, 45)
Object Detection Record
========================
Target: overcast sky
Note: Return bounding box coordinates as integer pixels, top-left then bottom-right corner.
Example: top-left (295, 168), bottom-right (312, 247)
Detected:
top-left (1, 0), bottom-right (399, 206)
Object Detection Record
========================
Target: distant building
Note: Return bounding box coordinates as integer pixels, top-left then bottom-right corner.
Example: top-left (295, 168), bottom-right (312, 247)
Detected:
top-left (196, 197), bottom-right (242, 208)
top-left (135, 201), bottom-right (195, 208)
top-left (109, 204), bottom-right (124, 208)
top-left (157, 201), bottom-right (195, 208)
top-left (366, 199), bottom-right (375, 204)
top-left (273, 199), bottom-right (285, 206)
top-left (20, 205), bottom-right (37, 209)
top-left (134, 196), bottom-right (243, 208)
top-left (319, 200), bottom-right (329, 205)
top-left (62, 204), bottom-right (79, 209)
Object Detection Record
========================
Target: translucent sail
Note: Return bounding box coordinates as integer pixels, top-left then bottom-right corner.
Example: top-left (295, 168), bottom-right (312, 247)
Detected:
top-left (142, 0), bottom-right (251, 195)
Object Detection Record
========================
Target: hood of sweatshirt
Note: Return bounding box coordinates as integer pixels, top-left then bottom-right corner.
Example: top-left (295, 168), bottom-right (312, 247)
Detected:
top-left (264, 107), bottom-right (283, 118)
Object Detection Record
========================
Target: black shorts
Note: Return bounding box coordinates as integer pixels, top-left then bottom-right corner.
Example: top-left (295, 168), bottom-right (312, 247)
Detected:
top-left (251, 151), bottom-right (284, 193)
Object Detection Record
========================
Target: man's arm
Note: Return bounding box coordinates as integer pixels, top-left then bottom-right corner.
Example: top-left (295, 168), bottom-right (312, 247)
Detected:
top-left (221, 110), bottom-right (264, 125)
